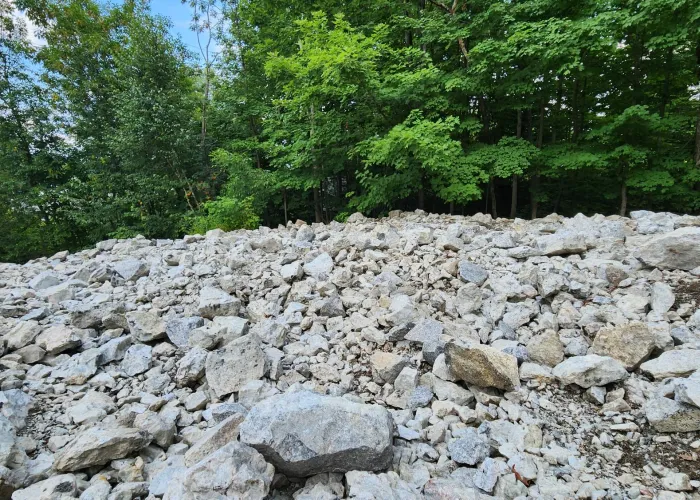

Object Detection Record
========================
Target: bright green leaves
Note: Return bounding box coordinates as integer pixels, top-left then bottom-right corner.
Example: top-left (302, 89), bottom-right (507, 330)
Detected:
top-left (354, 111), bottom-right (487, 211)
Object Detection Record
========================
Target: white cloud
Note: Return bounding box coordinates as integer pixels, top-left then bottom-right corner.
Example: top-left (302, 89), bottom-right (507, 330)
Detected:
top-left (8, 0), bottom-right (45, 47)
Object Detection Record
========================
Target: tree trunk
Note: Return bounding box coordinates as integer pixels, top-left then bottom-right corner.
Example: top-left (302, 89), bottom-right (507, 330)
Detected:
top-left (449, 201), bottom-right (454, 215)
top-left (695, 107), bottom-right (700, 169)
top-left (510, 110), bottom-right (522, 218)
top-left (619, 163), bottom-right (628, 216)
top-left (489, 178), bottom-right (497, 219)
top-left (313, 186), bottom-right (322, 223)
top-left (553, 177), bottom-right (564, 214)
top-left (620, 181), bottom-right (627, 217)
top-left (531, 100), bottom-right (545, 219)
top-left (417, 187), bottom-right (425, 210)
top-left (283, 188), bottom-right (288, 224)
top-left (530, 174), bottom-right (539, 219)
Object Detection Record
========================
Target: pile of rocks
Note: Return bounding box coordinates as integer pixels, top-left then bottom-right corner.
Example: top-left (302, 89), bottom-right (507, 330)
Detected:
top-left (1, 208), bottom-right (700, 499)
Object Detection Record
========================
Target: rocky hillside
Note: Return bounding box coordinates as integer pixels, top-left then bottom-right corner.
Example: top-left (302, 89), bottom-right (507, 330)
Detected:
top-left (1, 209), bottom-right (700, 499)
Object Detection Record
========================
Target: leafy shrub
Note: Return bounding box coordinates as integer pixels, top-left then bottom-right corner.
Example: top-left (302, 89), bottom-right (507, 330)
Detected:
top-left (186, 196), bottom-right (260, 234)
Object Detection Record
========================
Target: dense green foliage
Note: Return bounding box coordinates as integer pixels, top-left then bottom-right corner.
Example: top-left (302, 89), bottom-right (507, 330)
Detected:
top-left (1, 0), bottom-right (699, 261)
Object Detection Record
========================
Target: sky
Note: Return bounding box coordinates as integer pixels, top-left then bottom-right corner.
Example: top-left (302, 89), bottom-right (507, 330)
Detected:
top-left (12, 0), bottom-right (206, 60)
top-left (148, 0), bottom-right (203, 57)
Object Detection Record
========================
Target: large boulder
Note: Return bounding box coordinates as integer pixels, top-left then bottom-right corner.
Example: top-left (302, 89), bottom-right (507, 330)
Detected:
top-left (205, 334), bottom-right (266, 398)
top-left (445, 342), bottom-right (519, 390)
top-left (239, 391), bottom-right (393, 477)
top-left (590, 322), bottom-right (655, 370)
top-left (53, 426), bottom-right (151, 472)
top-left (637, 227), bottom-right (700, 270)
top-left (552, 355), bottom-right (628, 388)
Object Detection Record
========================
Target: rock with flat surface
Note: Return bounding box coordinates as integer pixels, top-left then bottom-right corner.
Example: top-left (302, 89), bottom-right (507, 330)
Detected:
top-left (11, 474), bottom-right (78, 500)
top-left (637, 227), bottom-right (700, 270)
top-left (536, 231), bottom-right (587, 256)
top-left (34, 325), bottom-right (80, 355)
top-left (53, 426), bottom-right (151, 472)
top-left (646, 397), bottom-right (700, 432)
top-left (121, 344), bottom-right (152, 376)
top-left (303, 253), bottom-right (334, 280)
top-left (590, 322), bottom-right (655, 370)
top-left (526, 330), bottom-right (564, 367)
top-left (240, 391), bottom-right (393, 477)
top-left (165, 316), bottom-right (204, 347)
top-left (205, 334), bottom-right (266, 398)
top-left (4, 321), bottom-right (42, 351)
top-left (458, 261), bottom-right (488, 286)
top-left (184, 414), bottom-right (245, 466)
top-left (113, 258), bottom-right (149, 281)
top-left (448, 428), bottom-right (490, 466)
top-left (197, 286), bottom-right (242, 319)
top-left (345, 471), bottom-right (421, 499)
top-left (370, 352), bottom-right (408, 383)
top-left (552, 355), bottom-right (628, 388)
top-left (640, 350), bottom-right (700, 379)
top-left (169, 442), bottom-right (274, 500)
top-left (445, 341), bottom-right (519, 390)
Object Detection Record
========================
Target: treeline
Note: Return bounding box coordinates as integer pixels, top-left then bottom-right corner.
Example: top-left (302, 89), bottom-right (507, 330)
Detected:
top-left (1, 0), bottom-right (699, 262)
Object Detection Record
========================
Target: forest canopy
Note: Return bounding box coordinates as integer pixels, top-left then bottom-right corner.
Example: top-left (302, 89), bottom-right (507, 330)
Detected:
top-left (1, 0), bottom-right (699, 262)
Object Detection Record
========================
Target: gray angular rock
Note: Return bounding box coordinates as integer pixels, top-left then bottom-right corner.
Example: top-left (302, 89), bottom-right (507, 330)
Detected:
top-left (345, 471), bottom-right (420, 500)
top-left (134, 411), bottom-right (175, 448)
top-left (676, 375), bottom-right (700, 408)
top-left (176, 346), bottom-right (208, 386)
top-left (121, 344), bottom-right (152, 377)
top-left (448, 428), bottom-right (490, 466)
top-left (27, 271), bottom-right (62, 291)
top-left (536, 231), bottom-right (587, 256)
top-left (168, 442), bottom-right (273, 500)
top-left (526, 330), bottom-right (564, 367)
top-left (0, 390), bottom-right (32, 430)
top-left (637, 227), bottom-right (700, 270)
top-left (165, 316), bottom-right (204, 347)
top-left (197, 286), bottom-right (242, 319)
top-left (455, 283), bottom-right (482, 316)
top-left (113, 258), bottom-right (149, 281)
top-left (651, 282), bottom-right (675, 313)
top-left (445, 341), bottom-right (519, 390)
top-left (184, 414), bottom-right (245, 466)
top-left (590, 322), bottom-right (655, 370)
top-left (405, 318), bottom-right (445, 365)
top-left (4, 321), bottom-right (42, 351)
top-left (640, 349), bottom-right (700, 379)
top-left (205, 334), bottom-right (266, 398)
top-left (51, 348), bottom-right (101, 385)
top-left (53, 426), bottom-right (151, 472)
top-left (35, 325), bottom-right (80, 355)
top-left (370, 352), bottom-right (408, 383)
top-left (458, 261), bottom-right (488, 286)
top-left (303, 253), bottom-right (334, 280)
top-left (552, 355), bottom-right (628, 388)
top-left (11, 474), bottom-right (78, 500)
top-left (240, 391), bottom-right (393, 477)
top-left (646, 397), bottom-right (700, 432)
